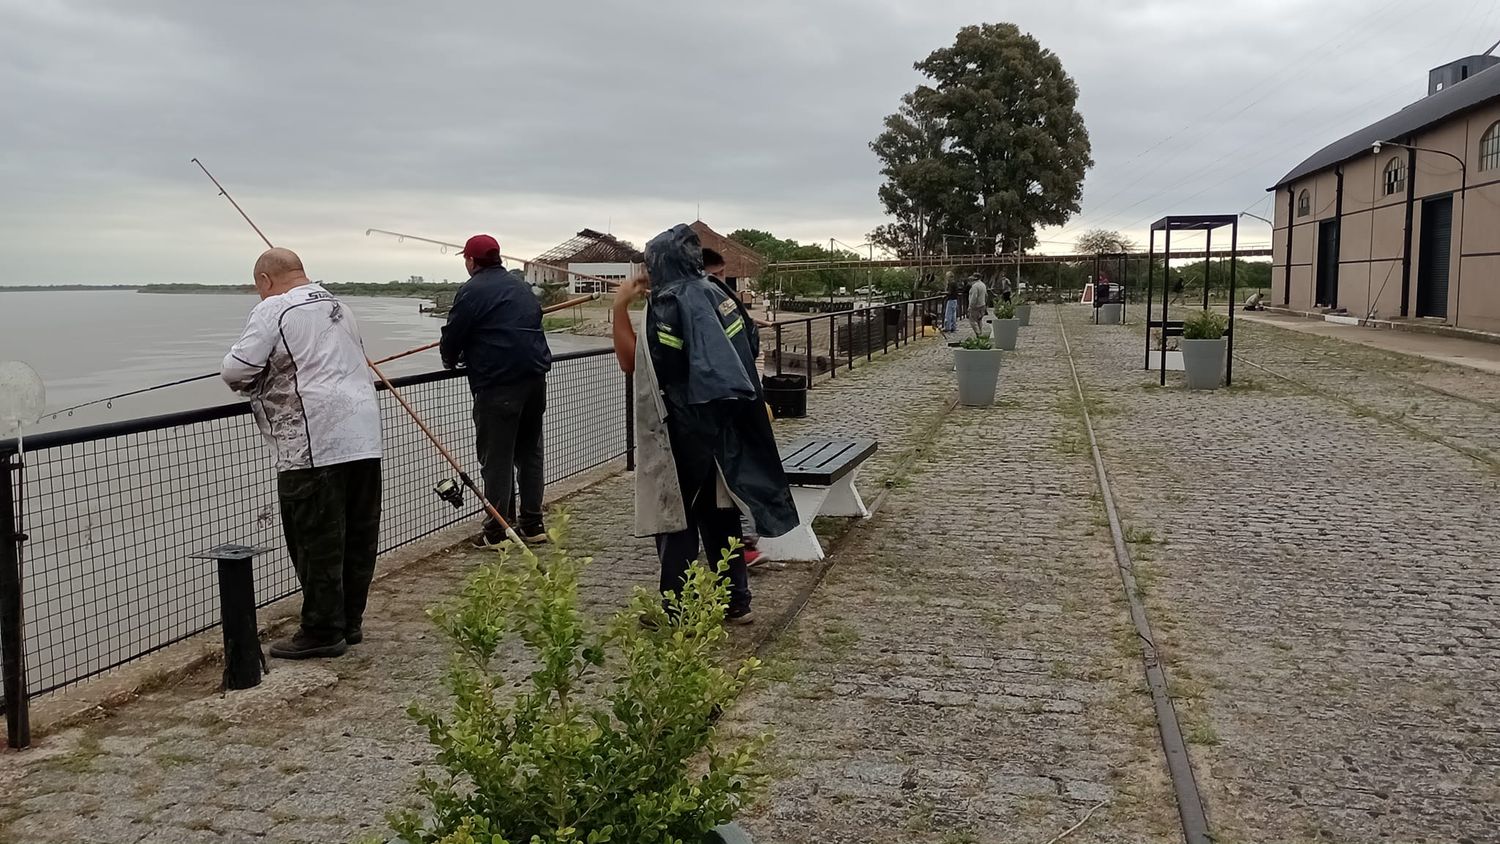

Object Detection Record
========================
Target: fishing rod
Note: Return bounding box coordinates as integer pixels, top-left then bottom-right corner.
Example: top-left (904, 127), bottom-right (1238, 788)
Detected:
top-left (371, 292), bottom-right (601, 366)
top-left (43, 291), bottom-right (600, 420)
top-left (366, 228), bottom-right (624, 289)
top-left (192, 158), bottom-right (524, 546)
top-left (369, 227), bottom-right (779, 325)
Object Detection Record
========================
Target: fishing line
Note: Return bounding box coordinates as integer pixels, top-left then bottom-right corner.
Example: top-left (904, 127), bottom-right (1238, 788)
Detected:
top-left (364, 228), bottom-right (626, 290)
top-left (191, 158), bottom-right (525, 545)
top-left (44, 291), bottom-right (596, 421)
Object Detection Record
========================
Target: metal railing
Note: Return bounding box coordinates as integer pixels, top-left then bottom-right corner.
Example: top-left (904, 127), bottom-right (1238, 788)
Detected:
top-left (1, 348), bottom-right (629, 746)
top-left (765, 296), bottom-right (944, 383)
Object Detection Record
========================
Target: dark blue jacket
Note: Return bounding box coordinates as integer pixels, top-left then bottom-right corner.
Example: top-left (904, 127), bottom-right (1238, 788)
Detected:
top-left (440, 266), bottom-right (552, 392)
top-left (644, 224), bottom-right (798, 538)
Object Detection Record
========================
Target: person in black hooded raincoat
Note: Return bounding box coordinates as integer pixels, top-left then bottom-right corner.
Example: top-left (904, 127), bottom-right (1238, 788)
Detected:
top-left (611, 224), bottom-right (798, 624)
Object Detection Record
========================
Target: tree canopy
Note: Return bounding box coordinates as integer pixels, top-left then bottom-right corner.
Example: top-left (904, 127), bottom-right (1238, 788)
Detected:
top-left (729, 229), bottom-right (919, 300)
top-left (870, 23), bottom-right (1092, 263)
top-left (1075, 229), bottom-right (1134, 255)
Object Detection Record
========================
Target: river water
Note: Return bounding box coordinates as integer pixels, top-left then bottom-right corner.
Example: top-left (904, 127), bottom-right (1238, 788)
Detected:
top-left (0, 289), bottom-right (604, 432)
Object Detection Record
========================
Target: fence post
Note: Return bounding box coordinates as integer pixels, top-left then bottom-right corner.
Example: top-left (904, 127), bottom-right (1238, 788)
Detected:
top-left (1, 450), bottom-right (32, 749)
top-left (805, 322), bottom-right (813, 389)
top-left (828, 314), bottom-right (836, 380)
top-left (849, 310), bottom-right (856, 369)
top-left (775, 324), bottom-right (784, 377)
top-left (624, 371), bottom-right (636, 472)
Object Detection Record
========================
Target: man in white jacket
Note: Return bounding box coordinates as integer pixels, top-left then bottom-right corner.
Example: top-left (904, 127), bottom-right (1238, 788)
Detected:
top-left (221, 248), bottom-right (383, 660)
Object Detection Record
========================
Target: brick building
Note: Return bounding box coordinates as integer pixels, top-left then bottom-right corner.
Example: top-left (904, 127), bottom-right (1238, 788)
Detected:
top-left (689, 220), bottom-right (765, 292)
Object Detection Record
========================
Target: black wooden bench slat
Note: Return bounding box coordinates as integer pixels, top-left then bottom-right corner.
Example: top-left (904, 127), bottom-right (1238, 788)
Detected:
top-left (790, 440), bottom-right (857, 470)
top-left (780, 436), bottom-right (878, 486)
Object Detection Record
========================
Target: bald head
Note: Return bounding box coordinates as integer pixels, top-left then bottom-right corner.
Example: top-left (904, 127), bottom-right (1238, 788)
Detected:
top-left (252, 248), bottom-right (310, 299)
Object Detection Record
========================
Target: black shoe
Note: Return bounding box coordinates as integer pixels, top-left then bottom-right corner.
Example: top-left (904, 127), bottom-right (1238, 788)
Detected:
top-left (726, 605), bottom-right (754, 626)
top-left (345, 626), bottom-right (363, 646)
top-left (519, 525), bottom-right (549, 545)
top-left (269, 631), bottom-right (348, 660)
top-left (471, 531), bottom-right (506, 550)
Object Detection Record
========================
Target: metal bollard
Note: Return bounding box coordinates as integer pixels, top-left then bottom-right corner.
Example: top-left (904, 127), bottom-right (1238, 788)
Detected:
top-left (191, 544), bottom-right (269, 690)
top-left (2, 452), bottom-right (31, 749)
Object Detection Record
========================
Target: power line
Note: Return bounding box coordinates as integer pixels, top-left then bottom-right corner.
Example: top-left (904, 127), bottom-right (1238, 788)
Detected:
top-left (1058, 0), bottom-right (1483, 239)
top-left (1070, 0), bottom-right (1408, 224)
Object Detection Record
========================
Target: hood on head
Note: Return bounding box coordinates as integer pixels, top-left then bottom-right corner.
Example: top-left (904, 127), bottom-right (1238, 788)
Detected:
top-left (644, 224), bottom-right (704, 288)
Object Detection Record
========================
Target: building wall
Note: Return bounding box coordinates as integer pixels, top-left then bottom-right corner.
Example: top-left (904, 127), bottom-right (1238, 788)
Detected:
top-left (1272, 98), bottom-right (1500, 331)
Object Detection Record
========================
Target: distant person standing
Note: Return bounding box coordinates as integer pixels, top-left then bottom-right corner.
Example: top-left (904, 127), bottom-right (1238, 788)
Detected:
top-left (943, 275), bottom-right (963, 332)
top-left (998, 275), bottom-right (1014, 303)
top-left (967, 274), bottom-right (989, 335)
top-left (441, 234), bottom-right (553, 547)
top-left (221, 248), bottom-right (382, 660)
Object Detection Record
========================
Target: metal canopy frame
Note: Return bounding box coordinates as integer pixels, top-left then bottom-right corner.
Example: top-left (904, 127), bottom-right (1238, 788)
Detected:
top-left (1091, 252), bottom-right (1132, 323)
top-left (1144, 215), bottom-right (1240, 387)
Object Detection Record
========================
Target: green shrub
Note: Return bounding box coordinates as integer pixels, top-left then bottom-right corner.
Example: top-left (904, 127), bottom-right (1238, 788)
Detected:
top-left (389, 521), bottom-right (769, 844)
top-left (1182, 309), bottom-right (1228, 340)
top-left (959, 335), bottom-right (994, 350)
top-left (992, 299), bottom-right (1017, 320)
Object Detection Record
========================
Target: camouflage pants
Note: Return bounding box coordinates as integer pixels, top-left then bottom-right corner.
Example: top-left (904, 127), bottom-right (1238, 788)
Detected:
top-left (277, 458), bottom-right (382, 640)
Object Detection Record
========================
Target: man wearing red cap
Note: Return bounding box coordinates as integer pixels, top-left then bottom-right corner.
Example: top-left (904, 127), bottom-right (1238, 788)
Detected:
top-left (440, 234), bottom-right (553, 546)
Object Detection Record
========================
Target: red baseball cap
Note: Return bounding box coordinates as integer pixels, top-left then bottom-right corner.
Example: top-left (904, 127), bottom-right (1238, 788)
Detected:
top-left (461, 234), bottom-right (499, 258)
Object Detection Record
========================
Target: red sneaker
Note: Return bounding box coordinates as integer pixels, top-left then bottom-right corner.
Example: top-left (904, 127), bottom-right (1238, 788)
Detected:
top-left (744, 549), bottom-right (764, 568)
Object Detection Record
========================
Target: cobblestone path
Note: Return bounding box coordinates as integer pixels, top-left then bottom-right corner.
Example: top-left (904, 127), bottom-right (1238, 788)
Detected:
top-left (733, 309), bottom-right (1181, 843)
top-left (7, 305), bottom-right (1498, 844)
top-left (0, 336), bottom-right (956, 844)
top-left (1070, 306), bottom-right (1500, 843)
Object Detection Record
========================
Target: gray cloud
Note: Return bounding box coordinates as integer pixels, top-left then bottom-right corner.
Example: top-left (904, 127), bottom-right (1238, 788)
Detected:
top-left (1, 0), bottom-right (1494, 283)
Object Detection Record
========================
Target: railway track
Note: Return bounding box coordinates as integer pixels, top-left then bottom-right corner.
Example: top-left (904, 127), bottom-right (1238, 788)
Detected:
top-left (1055, 306), bottom-right (1212, 844)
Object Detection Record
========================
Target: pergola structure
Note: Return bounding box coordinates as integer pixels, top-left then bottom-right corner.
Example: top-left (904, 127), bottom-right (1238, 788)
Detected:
top-left (1143, 215), bottom-right (1240, 386)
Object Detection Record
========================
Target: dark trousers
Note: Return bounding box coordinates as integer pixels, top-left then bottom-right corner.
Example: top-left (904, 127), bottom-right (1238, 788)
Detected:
top-left (278, 458), bottom-right (382, 641)
top-left (474, 377), bottom-right (547, 536)
top-left (656, 473), bottom-right (750, 610)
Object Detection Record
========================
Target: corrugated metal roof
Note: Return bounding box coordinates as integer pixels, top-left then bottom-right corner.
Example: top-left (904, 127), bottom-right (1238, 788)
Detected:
top-left (1270, 63), bottom-right (1500, 189)
top-left (533, 229), bottom-right (641, 264)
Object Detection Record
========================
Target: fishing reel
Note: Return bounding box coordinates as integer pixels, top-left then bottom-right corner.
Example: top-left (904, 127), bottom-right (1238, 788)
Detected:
top-left (434, 478), bottom-right (465, 510)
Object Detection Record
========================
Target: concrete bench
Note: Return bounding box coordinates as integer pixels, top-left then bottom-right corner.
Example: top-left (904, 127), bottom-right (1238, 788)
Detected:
top-left (756, 436), bottom-right (877, 562)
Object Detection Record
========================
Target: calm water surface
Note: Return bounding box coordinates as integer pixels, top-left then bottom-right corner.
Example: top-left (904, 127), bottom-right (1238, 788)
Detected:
top-left (0, 289), bottom-right (603, 433)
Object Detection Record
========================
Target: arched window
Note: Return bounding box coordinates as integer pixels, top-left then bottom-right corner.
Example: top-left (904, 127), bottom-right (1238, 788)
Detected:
top-left (1481, 121), bottom-right (1500, 172)
top-left (1383, 157), bottom-right (1406, 196)
top-left (1297, 189), bottom-right (1311, 217)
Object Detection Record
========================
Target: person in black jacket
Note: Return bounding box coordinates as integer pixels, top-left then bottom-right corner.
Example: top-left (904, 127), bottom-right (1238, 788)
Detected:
top-left (440, 234), bottom-right (553, 547)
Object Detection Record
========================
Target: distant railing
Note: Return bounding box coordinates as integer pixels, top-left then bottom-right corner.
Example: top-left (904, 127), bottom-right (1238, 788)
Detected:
top-left (0, 348), bottom-right (629, 746)
top-left (764, 296), bottom-right (944, 383)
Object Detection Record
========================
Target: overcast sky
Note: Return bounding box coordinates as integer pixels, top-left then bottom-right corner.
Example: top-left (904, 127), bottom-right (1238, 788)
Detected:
top-left (2, 0), bottom-right (1495, 285)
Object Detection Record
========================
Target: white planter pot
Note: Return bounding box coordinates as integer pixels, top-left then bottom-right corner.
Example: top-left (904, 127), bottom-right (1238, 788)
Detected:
top-left (1180, 338), bottom-right (1227, 390)
top-left (990, 318), bottom-right (1020, 350)
top-left (1096, 303), bottom-right (1123, 325)
top-left (1015, 304), bottom-right (1033, 326)
top-left (953, 348), bottom-right (1003, 406)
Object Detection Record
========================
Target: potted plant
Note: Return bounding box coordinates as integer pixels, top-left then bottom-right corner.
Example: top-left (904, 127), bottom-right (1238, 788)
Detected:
top-left (953, 334), bottom-right (1003, 407)
top-left (1180, 309), bottom-right (1229, 390)
top-left (389, 521), bottom-right (768, 844)
top-left (1014, 297), bottom-right (1034, 327)
top-left (989, 299), bottom-right (1020, 350)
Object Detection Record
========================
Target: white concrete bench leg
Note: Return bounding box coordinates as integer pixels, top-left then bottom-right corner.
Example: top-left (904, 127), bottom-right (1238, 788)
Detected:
top-left (755, 474), bottom-right (868, 563)
top-left (756, 486), bottom-right (829, 562)
top-left (820, 473), bottom-right (869, 518)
